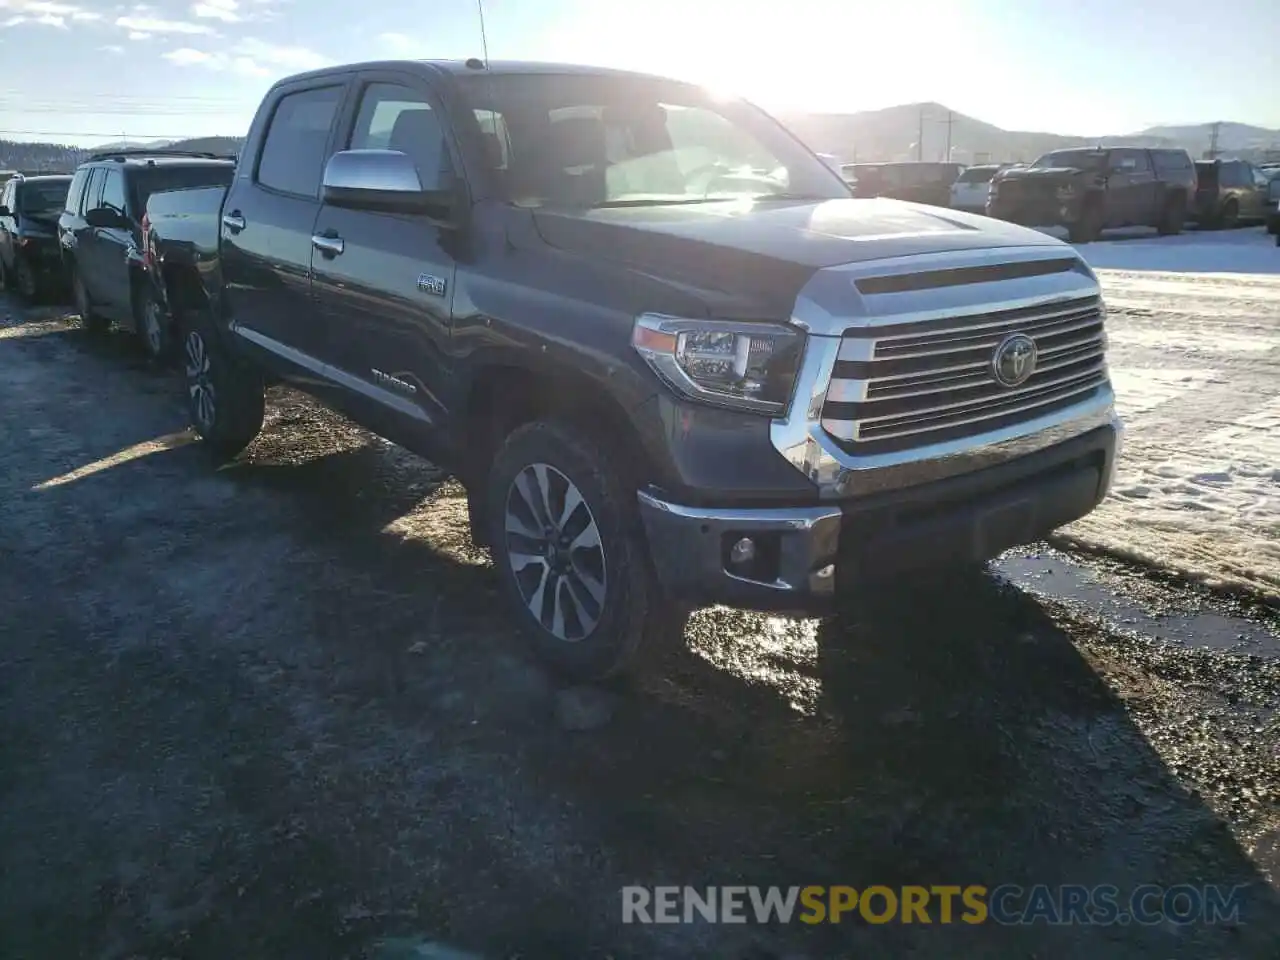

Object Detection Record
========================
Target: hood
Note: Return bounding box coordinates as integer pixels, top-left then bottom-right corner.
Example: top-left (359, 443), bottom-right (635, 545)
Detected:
top-left (998, 166), bottom-right (1092, 181)
top-left (531, 198), bottom-right (1066, 317)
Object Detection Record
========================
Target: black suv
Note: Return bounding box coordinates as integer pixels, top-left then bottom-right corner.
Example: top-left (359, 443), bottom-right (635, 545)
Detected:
top-left (57, 151), bottom-right (234, 357)
top-left (988, 147), bottom-right (1196, 242)
top-left (0, 174), bottom-right (72, 301)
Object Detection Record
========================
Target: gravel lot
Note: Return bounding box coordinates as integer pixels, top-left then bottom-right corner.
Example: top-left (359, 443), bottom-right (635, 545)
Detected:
top-left (1, 295), bottom-right (1277, 959)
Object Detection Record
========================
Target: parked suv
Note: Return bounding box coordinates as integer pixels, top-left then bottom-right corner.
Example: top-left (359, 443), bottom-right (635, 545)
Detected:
top-left (1192, 159), bottom-right (1269, 228)
top-left (949, 164), bottom-right (1004, 213)
top-left (143, 60), bottom-right (1121, 681)
top-left (844, 162), bottom-right (965, 208)
top-left (0, 174), bottom-right (72, 301)
top-left (988, 147), bottom-right (1195, 242)
top-left (58, 150), bottom-right (234, 357)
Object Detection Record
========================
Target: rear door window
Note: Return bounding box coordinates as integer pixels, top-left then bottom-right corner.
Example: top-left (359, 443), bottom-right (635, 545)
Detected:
top-left (256, 85), bottom-right (344, 198)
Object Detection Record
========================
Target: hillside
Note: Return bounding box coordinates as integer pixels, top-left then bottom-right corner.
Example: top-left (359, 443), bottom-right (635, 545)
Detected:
top-left (779, 103), bottom-right (1280, 165)
top-left (0, 135), bottom-right (244, 173)
top-left (2, 107), bottom-right (1277, 173)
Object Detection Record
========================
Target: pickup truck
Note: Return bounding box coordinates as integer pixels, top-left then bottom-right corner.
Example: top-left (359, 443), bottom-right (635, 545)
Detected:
top-left (143, 59), bottom-right (1123, 681)
top-left (988, 146), bottom-right (1196, 242)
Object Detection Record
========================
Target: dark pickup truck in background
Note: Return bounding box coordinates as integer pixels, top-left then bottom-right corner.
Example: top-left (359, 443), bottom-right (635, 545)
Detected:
top-left (988, 147), bottom-right (1196, 242)
top-left (144, 58), bottom-right (1122, 680)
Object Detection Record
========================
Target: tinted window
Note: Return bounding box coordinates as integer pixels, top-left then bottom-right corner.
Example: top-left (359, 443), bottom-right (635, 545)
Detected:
top-left (100, 169), bottom-right (126, 214)
top-left (257, 85), bottom-right (343, 198)
top-left (132, 164), bottom-right (234, 212)
top-left (1111, 149), bottom-right (1150, 172)
top-left (65, 168), bottom-right (89, 214)
top-left (956, 166), bottom-right (999, 184)
top-left (349, 82), bottom-right (453, 191)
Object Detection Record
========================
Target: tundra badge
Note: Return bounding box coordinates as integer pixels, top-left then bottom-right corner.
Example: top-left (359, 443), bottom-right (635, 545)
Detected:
top-left (416, 273), bottom-right (448, 298)
top-left (371, 369), bottom-right (418, 395)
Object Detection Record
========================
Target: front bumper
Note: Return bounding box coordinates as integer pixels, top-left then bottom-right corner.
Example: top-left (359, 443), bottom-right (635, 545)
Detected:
top-left (638, 411), bottom-right (1121, 613)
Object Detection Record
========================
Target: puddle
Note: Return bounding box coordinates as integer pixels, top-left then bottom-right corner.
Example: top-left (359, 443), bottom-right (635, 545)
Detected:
top-left (993, 552), bottom-right (1280, 658)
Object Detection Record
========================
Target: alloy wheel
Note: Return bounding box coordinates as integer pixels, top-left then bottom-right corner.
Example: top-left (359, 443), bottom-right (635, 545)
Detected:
top-left (142, 299), bottom-right (164, 356)
top-left (185, 330), bottom-right (216, 431)
top-left (503, 462), bottom-right (607, 642)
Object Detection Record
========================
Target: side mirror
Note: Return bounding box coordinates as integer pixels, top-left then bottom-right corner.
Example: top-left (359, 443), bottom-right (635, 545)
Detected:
top-left (86, 206), bottom-right (126, 229)
top-left (321, 149), bottom-right (456, 222)
top-left (0, 205), bottom-right (9, 217)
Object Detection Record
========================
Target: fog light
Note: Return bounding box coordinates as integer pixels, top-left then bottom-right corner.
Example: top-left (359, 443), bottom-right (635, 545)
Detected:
top-left (729, 537), bottom-right (756, 565)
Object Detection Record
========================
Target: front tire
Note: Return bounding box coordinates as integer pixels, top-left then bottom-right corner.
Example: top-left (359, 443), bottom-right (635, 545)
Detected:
top-left (486, 420), bottom-right (669, 681)
top-left (136, 284), bottom-right (173, 363)
top-left (181, 310), bottom-right (264, 460)
top-left (1219, 199), bottom-right (1239, 230)
top-left (12, 254), bottom-right (39, 302)
top-left (1068, 202), bottom-right (1103, 243)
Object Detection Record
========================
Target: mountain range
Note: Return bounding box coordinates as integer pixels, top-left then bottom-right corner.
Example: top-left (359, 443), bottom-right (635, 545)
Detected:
top-left (2, 106), bottom-right (1277, 173)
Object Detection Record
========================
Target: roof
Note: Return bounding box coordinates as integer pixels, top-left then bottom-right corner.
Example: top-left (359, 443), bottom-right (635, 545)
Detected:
top-left (13, 174), bottom-right (72, 183)
top-left (275, 58), bottom-right (690, 87)
top-left (83, 155), bottom-right (236, 168)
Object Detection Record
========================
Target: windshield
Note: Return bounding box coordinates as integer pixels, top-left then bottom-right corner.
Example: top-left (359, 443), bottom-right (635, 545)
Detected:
top-left (455, 73), bottom-right (851, 208)
top-left (1032, 150), bottom-right (1107, 170)
top-left (19, 181), bottom-right (70, 214)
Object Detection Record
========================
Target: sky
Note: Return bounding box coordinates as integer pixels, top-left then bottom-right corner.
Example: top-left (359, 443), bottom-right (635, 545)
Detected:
top-left (0, 0), bottom-right (1277, 147)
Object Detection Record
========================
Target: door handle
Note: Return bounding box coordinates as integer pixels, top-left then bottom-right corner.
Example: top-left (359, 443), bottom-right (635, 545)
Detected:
top-left (222, 212), bottom-right (246, 233)
top-left (311, 233), bottom-right (344, 257)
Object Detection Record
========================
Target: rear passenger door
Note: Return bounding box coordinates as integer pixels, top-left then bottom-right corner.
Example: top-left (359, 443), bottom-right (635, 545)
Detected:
top-left (220, 79), bottom-right (348, 374)
top-left (309, 72), bottom-right (461, 437)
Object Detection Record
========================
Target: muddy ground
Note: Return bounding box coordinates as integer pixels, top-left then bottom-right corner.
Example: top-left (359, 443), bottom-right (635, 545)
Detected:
top-left (0, 298), bottom-right (1277, 959)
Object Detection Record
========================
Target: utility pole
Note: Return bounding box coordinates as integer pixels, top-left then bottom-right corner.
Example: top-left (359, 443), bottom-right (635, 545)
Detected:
top-left (1207, 121), bottom-right (1221, 160)
top-left (944, 110), bottom-right (954, 161)
top-left (917, 106), bottom-right (924, 161)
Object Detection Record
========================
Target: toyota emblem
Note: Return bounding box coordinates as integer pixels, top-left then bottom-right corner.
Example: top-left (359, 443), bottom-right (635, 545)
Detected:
top-left (992, 333), bottom-right (1038, 387)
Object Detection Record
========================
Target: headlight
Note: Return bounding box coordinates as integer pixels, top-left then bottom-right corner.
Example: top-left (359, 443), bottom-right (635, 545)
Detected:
top-left (632, 314), bottom-right (804, 415)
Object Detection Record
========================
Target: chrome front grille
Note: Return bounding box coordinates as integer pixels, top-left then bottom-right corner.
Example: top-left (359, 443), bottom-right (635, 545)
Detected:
top-left (821, 295), bottom-right (1108, 454)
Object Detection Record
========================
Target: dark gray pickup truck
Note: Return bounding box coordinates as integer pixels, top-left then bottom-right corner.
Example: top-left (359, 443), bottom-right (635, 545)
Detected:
top-left (143, 58), bottom-right (1123, 680)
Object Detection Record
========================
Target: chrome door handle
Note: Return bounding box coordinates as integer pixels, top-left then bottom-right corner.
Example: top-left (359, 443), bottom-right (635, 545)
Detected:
top-left (311, 234), bottom-right (344, 256)
top-left (222, 213), bottom-right (246, 233)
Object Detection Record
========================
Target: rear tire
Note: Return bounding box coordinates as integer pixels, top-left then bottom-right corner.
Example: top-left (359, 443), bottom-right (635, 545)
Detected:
top-left (180, 309), bottom-right (264, 460)
top-left (1219, 199), bottom-right (1239, 229)
top-left (1157, 195), bottom-right (1184, 235)
top-left (486, 420), bottom-right (675, 681)
top-left (71, 265), bottom-right (109, 334)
